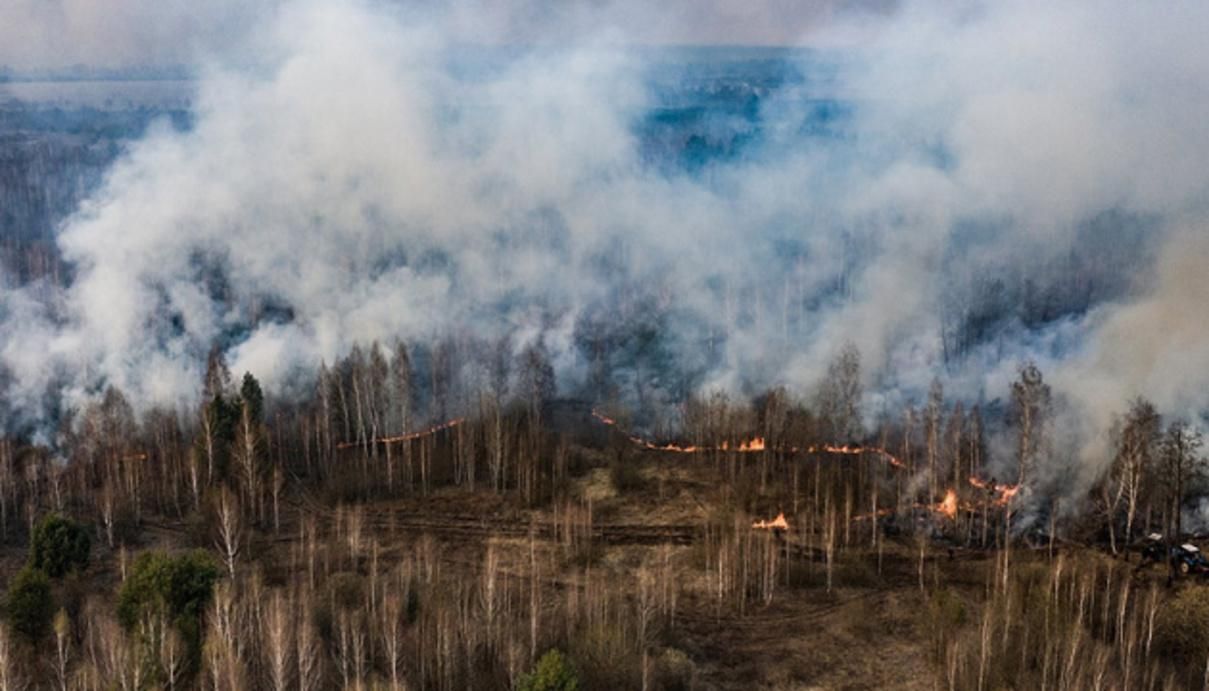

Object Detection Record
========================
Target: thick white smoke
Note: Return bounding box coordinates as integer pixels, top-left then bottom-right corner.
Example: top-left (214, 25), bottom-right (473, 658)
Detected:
top-left (2, 0), bottom-right (1208, 493)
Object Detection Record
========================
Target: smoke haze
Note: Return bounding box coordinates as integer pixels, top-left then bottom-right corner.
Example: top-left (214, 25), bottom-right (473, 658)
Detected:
top-left (0, 0), bottom-right (895, 72)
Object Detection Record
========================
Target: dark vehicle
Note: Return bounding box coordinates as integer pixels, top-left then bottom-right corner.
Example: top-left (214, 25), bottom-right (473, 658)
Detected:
top-left (1140, 534), bottom-right (1166, 563)
top-left (1140, 535), bottom-right (1209, 575)
top-left (1171, 544), bottom-right (1209, 575)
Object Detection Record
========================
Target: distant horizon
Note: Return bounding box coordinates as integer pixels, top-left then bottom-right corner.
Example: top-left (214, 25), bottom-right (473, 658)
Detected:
top-left (0, 43), bottom-right (842, 82)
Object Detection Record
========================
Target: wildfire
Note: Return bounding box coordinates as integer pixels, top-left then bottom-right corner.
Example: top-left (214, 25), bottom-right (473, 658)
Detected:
top-left (594, 410), bottom-right (768, 453)
top-left (968, 476), bottom-right (1022, 506)
top-left (854, 490), bottom-right (962, 522)
top-left (937, 489), bottom-right (958, 519)
top-left (638, 440), bottom-right (702, 453)
top-left (805, 444), bottom-right (907, 470)
top-left (336, 418), bottom-right (465, 450)
top-left (997, 484), bottom-right (1021, 504)
top-left (721, 437), bottom-right (766, 452)
top-left (592, 409), bottom-right (915, 468)
top-left (851, 483), bottom-right (1021, 523)
top-left (813, 444), bottom-right (860, 454)
top-left (592, 407), bottom-right (1028, 519)
top-left (752, 512), bottom-right (790, 531)
top-left (592, 411), bottom-right (619, 427)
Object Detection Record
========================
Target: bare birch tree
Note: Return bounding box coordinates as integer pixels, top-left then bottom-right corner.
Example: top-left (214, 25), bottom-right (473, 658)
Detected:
top-left (215, 487), bottom-right (244, 580)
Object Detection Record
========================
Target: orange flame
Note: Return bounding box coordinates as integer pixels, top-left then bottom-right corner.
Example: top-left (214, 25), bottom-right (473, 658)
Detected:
top-left (937, 489), bottom-right (958, 519)
top-left (722, 437), bottom-right (766, 452)
top-left (807, 444), bottom-right (907, 469)
top-left (997, 484), bottom-right (1021, 505)
top-left (592, 411), bottom-right (618, 427)
top-left (596, 410), bottom-right (768, 453)
top-left (336, 418), bottom-right (465, 449)
top-left (640, 440), bottom-right (702, 453)
top-left (593, 409), bottom-right (905, 468)
top-left (752, 512), bottom-right (790, 531)
top-left (853, 484), bottom-right (1014, 523)
top-left (968, 476), bottom-right (1021, 506)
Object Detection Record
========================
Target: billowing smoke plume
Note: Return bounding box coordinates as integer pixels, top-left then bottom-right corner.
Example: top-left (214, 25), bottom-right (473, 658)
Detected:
top-left (2, 0), bottom-right (1209, 493)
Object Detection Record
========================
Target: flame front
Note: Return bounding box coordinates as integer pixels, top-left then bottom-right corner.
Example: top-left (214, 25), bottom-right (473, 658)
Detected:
top-left (968, 476), bottom-right (1022, 506)
top-left (593, 408), bottom-right (1028, 516)
top-left (753, 512), bottom-right (790, 531)
top-left (723, 437), bottom-right (766, 452)
top-left (802, 444), bottom-right (906, 469)
top-left (594, 409), bottom-right (910, 466)
top-left (937, 489), bottom-right (958, 519)
top-left (336, 418), bottom-right (465, 449)
top-left (595, 410), bottom-right (766, 453)
top-left (592, 411), bottom-right (618, 427)
top-left (996, 484), bottom-right (1021, 505)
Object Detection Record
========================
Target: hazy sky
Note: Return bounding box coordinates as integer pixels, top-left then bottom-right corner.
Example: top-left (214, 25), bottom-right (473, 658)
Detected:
top-left (0, 0), bottom-right (897, 71)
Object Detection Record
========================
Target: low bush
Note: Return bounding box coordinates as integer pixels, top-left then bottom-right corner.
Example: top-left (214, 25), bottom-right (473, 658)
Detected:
top-left (518, 648), bottom-right (580, 691)
top-left (5, 566), bottom-right (54, 642)
top-left (29, 514), bottom-right (91, 578)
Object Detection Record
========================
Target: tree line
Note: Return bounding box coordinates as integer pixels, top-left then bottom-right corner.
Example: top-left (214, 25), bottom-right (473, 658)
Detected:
top-left (0, 335), bottom-right (1203, 687)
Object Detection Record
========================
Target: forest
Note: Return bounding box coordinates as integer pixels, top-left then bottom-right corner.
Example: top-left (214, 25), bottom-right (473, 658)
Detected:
top-left (0, 333), bottom-right (1205, 689)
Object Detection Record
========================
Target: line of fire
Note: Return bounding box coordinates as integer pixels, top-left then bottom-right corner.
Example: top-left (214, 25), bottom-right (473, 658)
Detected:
top-left (590, 408), bottom-right (1022, 539)
top-left (92, 396), bottom-right (1109, 557)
